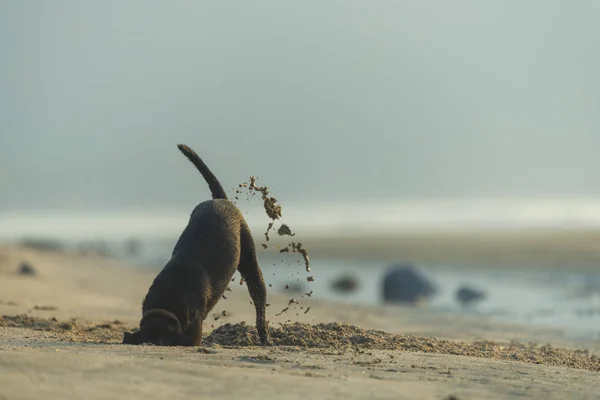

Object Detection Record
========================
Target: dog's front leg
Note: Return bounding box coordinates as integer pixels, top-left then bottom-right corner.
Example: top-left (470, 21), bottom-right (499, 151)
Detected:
top-left (189, 316), bottom-right (203, 346)
top-left (238, 224), bottom-right (272, 346)
top-left (245, 279), bottom-right (271, 346)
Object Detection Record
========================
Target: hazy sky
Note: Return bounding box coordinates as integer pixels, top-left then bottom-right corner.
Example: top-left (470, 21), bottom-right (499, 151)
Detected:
top-left (1, 1), bottom-right (599, 211)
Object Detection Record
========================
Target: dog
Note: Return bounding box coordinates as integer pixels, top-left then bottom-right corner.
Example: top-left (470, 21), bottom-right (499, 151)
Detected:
top-left (122, 144), bottom-right (271, 346)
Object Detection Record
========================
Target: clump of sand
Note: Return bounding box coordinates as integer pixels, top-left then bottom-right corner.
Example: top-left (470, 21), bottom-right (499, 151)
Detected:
top-left (248, 176), bottom-right (282, 221)
top-left (279, 241), bottom-right (310, 272)
top-left (205, 322), bottom-right (600, 372)
top-left (234, 175), bottom-right (313, 315)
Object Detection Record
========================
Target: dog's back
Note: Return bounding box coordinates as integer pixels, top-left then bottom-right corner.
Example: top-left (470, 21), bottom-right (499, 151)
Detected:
top-left (143, 200), bottom-right (243, 314)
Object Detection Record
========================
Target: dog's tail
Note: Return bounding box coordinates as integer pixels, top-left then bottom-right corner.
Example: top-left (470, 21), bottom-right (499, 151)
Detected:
top-left (176, 144), bottom-right (228, 200)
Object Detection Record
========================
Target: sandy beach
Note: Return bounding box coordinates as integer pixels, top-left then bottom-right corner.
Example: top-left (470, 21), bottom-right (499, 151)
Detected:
top-left (0, 244), bottom-right (599, 400)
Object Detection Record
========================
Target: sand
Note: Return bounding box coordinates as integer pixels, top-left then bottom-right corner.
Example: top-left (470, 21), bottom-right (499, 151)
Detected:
top-left (299, 229), bottom-right (600, 270)
top-left (0, 244), bottom-right (599, 399)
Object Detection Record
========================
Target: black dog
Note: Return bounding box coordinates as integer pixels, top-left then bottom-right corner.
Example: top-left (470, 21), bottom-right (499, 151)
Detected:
top-left (122, 144), bottom-right (271, 346)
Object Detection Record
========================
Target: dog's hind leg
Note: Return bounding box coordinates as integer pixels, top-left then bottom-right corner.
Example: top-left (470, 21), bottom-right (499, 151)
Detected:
top-left (237, 222), bottom-right (271, 346)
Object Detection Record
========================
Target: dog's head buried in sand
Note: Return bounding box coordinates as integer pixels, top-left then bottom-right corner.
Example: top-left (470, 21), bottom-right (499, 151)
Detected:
top-left (122, 144), bottom-right (271, 347)
top-left (122, 309), bottom-right (192, 346)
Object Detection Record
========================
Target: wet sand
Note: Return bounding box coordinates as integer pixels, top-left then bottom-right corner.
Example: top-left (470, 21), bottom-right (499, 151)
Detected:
top-left (297, 228), bottom-right (600, 270)
top-left (0, 244), bottom-right (599, 399)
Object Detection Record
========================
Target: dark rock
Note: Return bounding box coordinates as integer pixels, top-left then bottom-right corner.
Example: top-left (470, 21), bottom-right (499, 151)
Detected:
top-left (331, 274), bottom-right (359, 293)
top-left (18, 261), bottom-right (37, 276)
top-left (382, 264), bottom-right (436, 305)
top-left (455, 285), bottom-right (486, 305)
